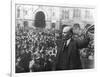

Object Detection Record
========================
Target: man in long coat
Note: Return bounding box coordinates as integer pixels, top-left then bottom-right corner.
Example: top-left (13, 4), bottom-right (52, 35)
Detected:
top-left (56, 25), bottom-right (90, 70)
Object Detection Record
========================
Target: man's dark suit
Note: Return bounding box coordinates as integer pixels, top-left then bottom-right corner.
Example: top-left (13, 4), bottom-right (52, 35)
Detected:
top-left (56, 37), bottom-right (90, 70)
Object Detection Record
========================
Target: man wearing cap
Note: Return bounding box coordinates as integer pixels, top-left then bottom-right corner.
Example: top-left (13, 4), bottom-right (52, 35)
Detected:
top-left (56, 25), bottom-right (90, 70)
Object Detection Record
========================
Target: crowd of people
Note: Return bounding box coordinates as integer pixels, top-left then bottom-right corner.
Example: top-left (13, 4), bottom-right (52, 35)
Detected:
top-left (15, 26), bottom-right (58, 73)
top-left (15, 23), bottom-right (94, 73)
top-left (72, 24), bottom-right (94, 60)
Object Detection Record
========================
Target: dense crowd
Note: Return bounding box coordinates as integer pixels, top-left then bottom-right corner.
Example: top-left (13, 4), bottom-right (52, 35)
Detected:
top-left (15, 23), bottom-right (94, 73)
top-left (15, 26), bottom-right (58, 72)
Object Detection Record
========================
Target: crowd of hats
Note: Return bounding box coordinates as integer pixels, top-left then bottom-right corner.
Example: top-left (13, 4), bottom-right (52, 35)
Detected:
top-left (15, 27), bottom-right (58, 72)
top-left (16, 27), bottom-right (58, 57)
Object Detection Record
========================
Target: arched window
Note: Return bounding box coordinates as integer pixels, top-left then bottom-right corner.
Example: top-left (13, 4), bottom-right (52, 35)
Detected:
top-left (34, 11), bottom-right (46, 28)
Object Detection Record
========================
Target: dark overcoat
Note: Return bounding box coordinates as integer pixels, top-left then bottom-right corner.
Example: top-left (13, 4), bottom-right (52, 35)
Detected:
top-left (56, 37), bottom-right (90, 70)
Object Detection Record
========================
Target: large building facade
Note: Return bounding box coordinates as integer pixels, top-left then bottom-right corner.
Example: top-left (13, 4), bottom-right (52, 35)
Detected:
top-left (16, 4), bottom-right (95, 30)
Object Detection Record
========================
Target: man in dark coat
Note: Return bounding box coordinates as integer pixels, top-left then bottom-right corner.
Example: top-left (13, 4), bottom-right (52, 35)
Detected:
top-left (18, 51), bottom-right (31, 72)
top-left (56, 25), bottom-right (90, 70)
